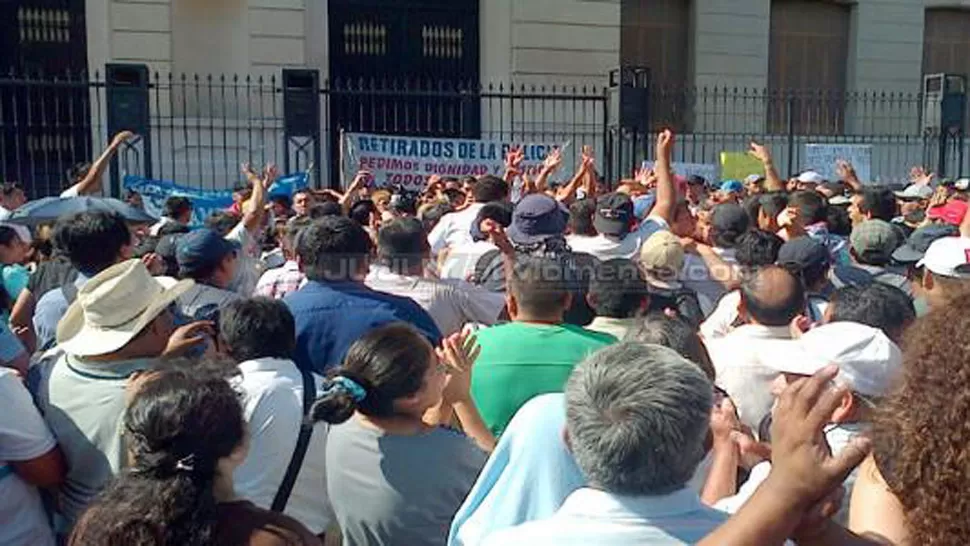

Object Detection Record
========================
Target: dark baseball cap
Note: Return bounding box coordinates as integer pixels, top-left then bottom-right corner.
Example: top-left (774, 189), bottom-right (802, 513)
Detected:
top-left (593, 193), bottom-right (634, 237)
top-left (711, 203), bottom-right (750, 235)
top-left (777, 236), bottom-right (830, 271)
top-left (891, 223), bottom-right (959, 265)
top-left (470, 201), bottom-right (514, 242)
top-left (176, 228), bottom-right (240, 277)
top-left (506, 194), bottom-right (568, 246)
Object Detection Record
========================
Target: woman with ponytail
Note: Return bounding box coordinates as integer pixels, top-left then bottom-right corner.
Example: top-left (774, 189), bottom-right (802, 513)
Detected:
top-left (68, 368), bottom-right (321, 546)
top-left (315, 322), bottom-right (494, 546)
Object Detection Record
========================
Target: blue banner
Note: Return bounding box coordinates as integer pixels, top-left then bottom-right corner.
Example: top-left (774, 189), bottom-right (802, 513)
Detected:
top-left (124, 174), bottom-right (309, 228)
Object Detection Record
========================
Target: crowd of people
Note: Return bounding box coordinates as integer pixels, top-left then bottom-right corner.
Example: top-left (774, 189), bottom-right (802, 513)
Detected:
top-left (1, 127), bottom-right (970, 545)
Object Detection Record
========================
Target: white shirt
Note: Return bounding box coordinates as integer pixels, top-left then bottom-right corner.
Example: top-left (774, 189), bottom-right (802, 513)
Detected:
top-left (0, 206), bottom-right (12, 221)
top-left (702, 291), bottom-right (830, 341)
top-left (0, 369), bottom-right (57, 546)
top-left (483, 487), bottom-right (729, 546)
top-left (428, 203), bottom-right (485, 256)
top-left (681, 248), bottom-right (737, 317)
top-left (232, 357), bottom-right (334, 534)
top-left (439, 240), bottom-right (497, 281)
top-left (226, 221), bottom-right (263, 296)
top-left (567, 217), bottom-right (668, 261)
top-left (148, 216), bottom-right (176, 236)
top-left (706, 324), bottom-right (798, 431)
top-left (365, 265), bottom-right (506, 335)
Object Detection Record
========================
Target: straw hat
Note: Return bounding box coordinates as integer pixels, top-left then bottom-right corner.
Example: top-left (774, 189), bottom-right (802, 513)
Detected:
top-left (56, 259), bottom-right (194, 357)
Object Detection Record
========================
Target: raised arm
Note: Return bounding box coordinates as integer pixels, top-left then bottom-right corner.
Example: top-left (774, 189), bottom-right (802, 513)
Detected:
top-left (534, 147), bottom-right (562, 193)
top-left (651, 129), bottom-right (676, 224)
top-left (436, 331), bottom-right (496, 452)
top-left (503, 147), bottom-right (525, 187)
top-left (62, 130), bottom-right (134, 196)
top-left (749, 142), bottom-right (785, 193)
top-left (341, 170), bottom-right (372, 213)
top-left (838, 160), bottom-right (864, 193)
top-left (555, 148), bottom-right (594, 204)
top-left (240, 163), bottom-right (274, 233)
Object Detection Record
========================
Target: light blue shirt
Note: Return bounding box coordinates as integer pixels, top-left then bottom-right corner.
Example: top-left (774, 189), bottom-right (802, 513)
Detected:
top-left (34, 273), bottom-right (89, 351)
top-left (482, 487), bottom-right (729, 546)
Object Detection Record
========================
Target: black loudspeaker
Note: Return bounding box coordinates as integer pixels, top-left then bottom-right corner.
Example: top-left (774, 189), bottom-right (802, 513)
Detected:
top-left (283, 69), bottom-right (320, 138)
top-left (923, 73), bottom-right (967, 134)
top-left (105, 63), bottom-right (150, 135)
top-left (608, 66), bottom-right (651, 131)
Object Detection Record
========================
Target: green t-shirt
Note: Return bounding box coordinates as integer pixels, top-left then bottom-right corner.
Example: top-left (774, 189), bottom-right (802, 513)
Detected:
top-left (470, 322), bottom-right (616, 436)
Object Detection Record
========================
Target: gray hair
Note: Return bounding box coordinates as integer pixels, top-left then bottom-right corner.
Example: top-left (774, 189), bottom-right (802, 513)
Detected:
top-left (565, 342), bottom-right (713, 495)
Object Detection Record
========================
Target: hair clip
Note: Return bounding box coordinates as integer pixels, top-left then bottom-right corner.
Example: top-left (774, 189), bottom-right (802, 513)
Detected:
top-left (332, 376), bottom-right (367, 403)
top-left (174, 453), bottom-right (196, 473)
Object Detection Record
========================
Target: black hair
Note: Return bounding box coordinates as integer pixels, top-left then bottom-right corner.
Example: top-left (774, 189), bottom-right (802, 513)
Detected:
top-left (310, 323), bottom-right (435, 424)
top-left (735, 229), bottom-right (784, 267)
top-left (568, 198), bottom-right (597, 236)
top-left (69, 369), bottom-right (245, 546)
top-left (443, 188), bottom-right (466, 208)
top-left (759, 192), bottom-right (789, 220)
top-left (296, 216), bottom-right (372, 282)
top-left (1, 181), bottom-right (22, 198)
top-left (711, 205), bottom-right (750, 249)
top-left (788, 191), bottom-right (828, 225)
top-left (588, 259), bottom-right (649, 319)
top-left (420, 202), bottom-right (453, 234)
top-left (858, 186), bottom-right (897, 222)
top-left (826, 205), bottom-right (852, 237)
top-left (204, 211), bottom-right (239, 237)
top-left (163, 196), bottom-right (193, 220)
top-left (828, 284), bottom-right (916, 344)
top-left (53, 211), bottom-right (131, 275)
top-left (509, 255), bottom-right (571, 317)
top-left (67, 162), bottom-right (91, 184)
top-left (377, 217), bottom-right (428, 272)
top-left (743, 195), bottom-right (762, 227)
top-left (740, 265), bottom-right (806, 327)
top-left (472, 175), bottom-right (509, 203)
top-left (389, 193), bottom-right (418, 216)
top-left (219, 298), bottom-right (296, 362)
top-left (283, 216), bottom-right (312, 252)
top-left (348, 199), bottom-right (378, 227)
top-left (625, 311), bottom-right (715, 381)
top-left (132, 235), bottom-right (160, 259)
top-left (309, 201), bottom-right (343, 219)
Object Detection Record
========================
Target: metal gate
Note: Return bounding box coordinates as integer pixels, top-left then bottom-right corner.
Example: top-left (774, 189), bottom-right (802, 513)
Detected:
top-left (327, 0), bottom-right (480, 182)
top-left (0, 0), bottom-right (90, 196)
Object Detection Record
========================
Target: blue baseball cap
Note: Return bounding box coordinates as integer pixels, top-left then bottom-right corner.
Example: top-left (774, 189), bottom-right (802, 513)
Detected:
top-left (506, 194), bottom-right (568, 245)
top-left (720, 180), bottom-right (744, 194)
top-left (176, 228), bottom-right (240, 277)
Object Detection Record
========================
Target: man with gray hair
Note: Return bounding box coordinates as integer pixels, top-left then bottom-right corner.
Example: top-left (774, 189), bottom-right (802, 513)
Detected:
top-left (483, 342), bottom-right (728, 545)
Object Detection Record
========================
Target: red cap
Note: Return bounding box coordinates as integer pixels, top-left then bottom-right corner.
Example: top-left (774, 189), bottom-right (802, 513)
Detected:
top-left (928, 200), bottom-right (969, 226)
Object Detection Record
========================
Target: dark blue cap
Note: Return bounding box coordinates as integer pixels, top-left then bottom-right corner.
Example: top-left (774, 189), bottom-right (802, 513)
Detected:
top-left (891, 223), bottom-right (959, 265)
top-left (506, 194), bottom-right (568, 245)
top-left (176, 228), bottom-right (239, 277)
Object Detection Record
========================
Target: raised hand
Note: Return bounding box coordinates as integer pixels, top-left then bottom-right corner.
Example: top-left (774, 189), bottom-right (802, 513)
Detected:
top-left (656, 129), bottom-right (674, 163)
top-left (111, 130), bottom-right (136, 148)
top-left (437, 330), bottom-right (481, 404)
top-left (349, 169), bottom-right (372, 191)
top-left (163, 321), bottom-right (216, 358)
top-left (241, 162), bottom-right (260, 184)
top-left (542, 147), bottom-right (563, 173)
top-left (749, 141), bottom-right (772, 164)
top-left (261, 162), bottom-right (280, 188)
top-left (836, 159), bottom-right (856, 181)
top-left (910, 165), bottom-right (935, 186)
top-left (505, 147), bottom-right (525, 171)
top-left (767, 365), bottom-right (872, 506)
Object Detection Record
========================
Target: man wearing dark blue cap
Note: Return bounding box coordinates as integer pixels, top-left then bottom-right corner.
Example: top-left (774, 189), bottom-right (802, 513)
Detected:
top-left (174, 228), bottom-right (242, 317)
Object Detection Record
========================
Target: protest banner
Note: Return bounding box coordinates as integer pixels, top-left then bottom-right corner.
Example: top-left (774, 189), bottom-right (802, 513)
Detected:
top-left (124, 173), bottom-right (309, 228)
top-left (719, 152), bottom-right (764, 181)
top-left (642, 161), bottom-right (718, 183)
top-left (804, 144), bottom-right (872, 184)
top-left (342, 132), bottom-right (571, 191)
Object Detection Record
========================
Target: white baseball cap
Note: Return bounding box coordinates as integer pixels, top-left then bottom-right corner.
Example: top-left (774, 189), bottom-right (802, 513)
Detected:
top-left (893, 184), bottom-right (934, 200)
top-left (797, 171), bottom-right (825, 184)
top-left (769, 322), bottom-right (902, 397)
top-left (955, 178), bottom-right (970, 191)
top-left (917, 236), bottom-right (970, 279)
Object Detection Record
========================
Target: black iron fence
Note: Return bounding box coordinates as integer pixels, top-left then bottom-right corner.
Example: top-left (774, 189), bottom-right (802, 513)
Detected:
top-left (0, 69), bottom-right (965, 198)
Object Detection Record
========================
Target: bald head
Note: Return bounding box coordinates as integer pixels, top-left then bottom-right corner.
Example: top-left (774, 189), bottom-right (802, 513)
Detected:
top-left (740, 265), bottom-right (805, 326)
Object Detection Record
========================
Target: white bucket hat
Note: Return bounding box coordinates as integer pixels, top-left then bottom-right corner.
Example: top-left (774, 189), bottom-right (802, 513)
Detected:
top-left (56, 259), bottom-right (194, 357)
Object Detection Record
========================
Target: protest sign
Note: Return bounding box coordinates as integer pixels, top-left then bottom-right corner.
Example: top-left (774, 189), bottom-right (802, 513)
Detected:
top-left (342, 132), bottom-right (570, 191)
top-left (642, 161), bottom-right (718, 183)
top-left (719, 152), bottom-right (764, 181)
top-left (804, 144), bottom-right (872, 184)
top-left (124, 173), bottom-right (308, 228)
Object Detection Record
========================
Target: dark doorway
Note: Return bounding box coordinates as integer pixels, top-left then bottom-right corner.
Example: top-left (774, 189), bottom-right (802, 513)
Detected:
top-left (0, 0), bottom-right (91, 196)
top-left (327, 0), bottom-right (480, 184)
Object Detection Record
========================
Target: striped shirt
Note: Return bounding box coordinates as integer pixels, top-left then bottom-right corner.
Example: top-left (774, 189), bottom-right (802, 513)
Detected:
top-left (254, 260), bottom-right (306, 299)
